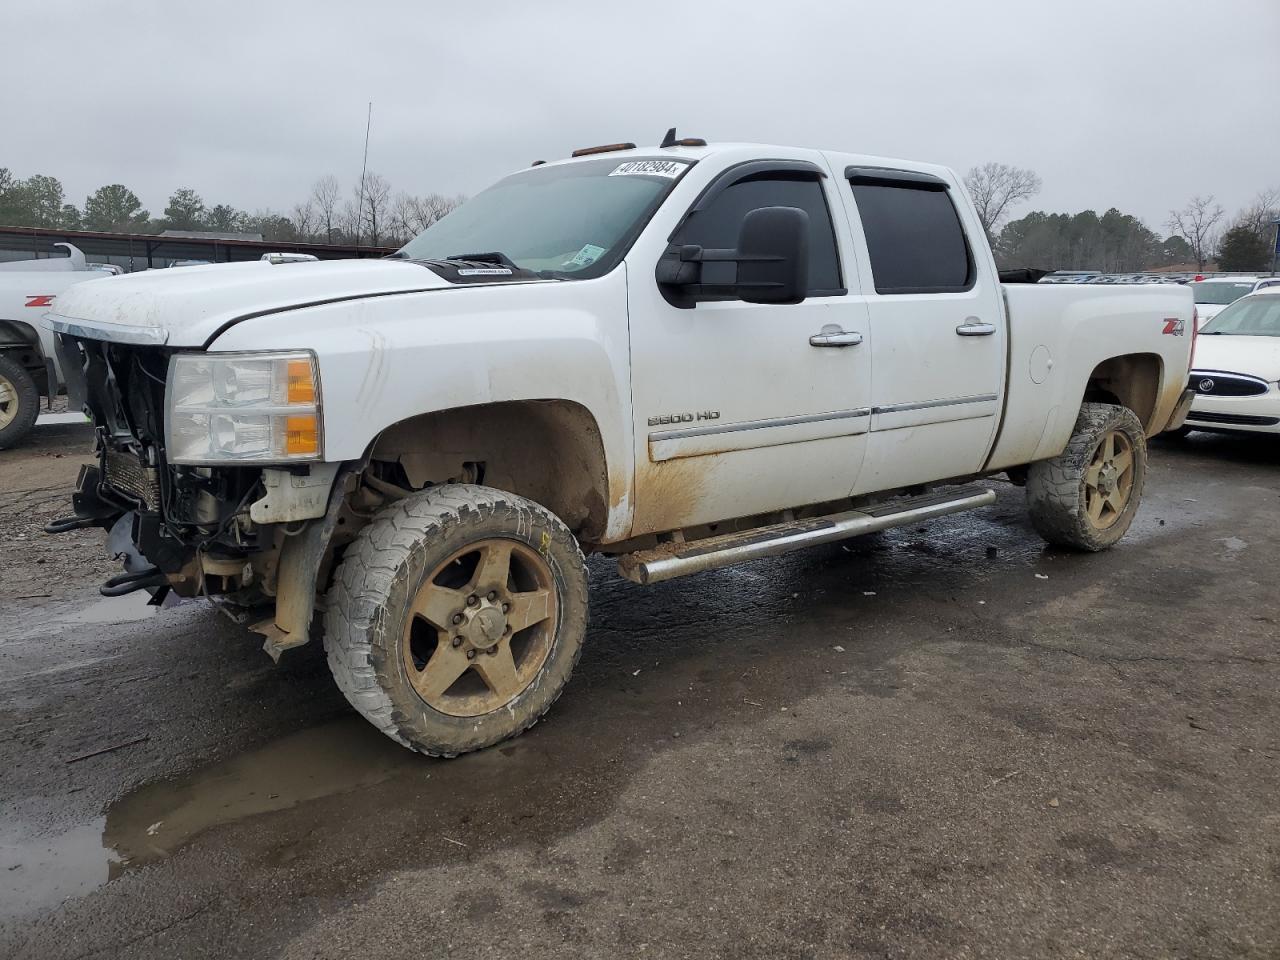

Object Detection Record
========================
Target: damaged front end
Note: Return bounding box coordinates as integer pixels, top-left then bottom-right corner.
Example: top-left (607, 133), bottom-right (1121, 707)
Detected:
top-left (45, 329), bottom-right (352, 658)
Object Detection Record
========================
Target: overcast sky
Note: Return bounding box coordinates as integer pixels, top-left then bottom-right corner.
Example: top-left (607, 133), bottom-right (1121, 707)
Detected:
top-left (4, 0), bottom-right (1278, 234)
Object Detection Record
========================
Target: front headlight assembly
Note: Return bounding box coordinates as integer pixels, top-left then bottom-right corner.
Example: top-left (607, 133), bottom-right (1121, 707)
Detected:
top-left (165, 351), bottom-right (322, 464)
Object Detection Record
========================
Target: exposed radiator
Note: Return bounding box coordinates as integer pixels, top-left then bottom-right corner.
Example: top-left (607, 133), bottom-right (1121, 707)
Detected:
top-left (104, 449), bottom-right (162, 510)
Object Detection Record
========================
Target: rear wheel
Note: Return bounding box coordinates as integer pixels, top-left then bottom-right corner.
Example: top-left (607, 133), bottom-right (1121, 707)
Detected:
top-left (0, 353), bottom-right (39, 450)
top-left (324, 484), bottom-right (589, 757)
top-left (1026, 402), bottom-right (1147, 551)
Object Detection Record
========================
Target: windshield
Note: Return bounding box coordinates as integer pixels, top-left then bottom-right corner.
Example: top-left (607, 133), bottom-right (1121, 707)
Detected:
top-left (1200, 295), bottom-right (1280, 336)
top-left (395, 156), bottom-right (692, 279)
top-left (1193, 281), bottom-right (1254, 305)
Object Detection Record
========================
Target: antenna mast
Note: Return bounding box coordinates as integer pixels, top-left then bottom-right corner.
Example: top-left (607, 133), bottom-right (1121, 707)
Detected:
top-left (355, 101), bottom-right (372, 249)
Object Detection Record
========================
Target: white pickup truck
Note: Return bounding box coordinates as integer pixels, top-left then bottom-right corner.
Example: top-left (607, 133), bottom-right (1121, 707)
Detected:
top-left (0, 244), bottom-right (114, 447)
top-left (45, 139), bottom-right (1196, 757)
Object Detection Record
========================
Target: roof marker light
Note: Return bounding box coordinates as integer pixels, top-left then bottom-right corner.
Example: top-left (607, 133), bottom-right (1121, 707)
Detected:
top-left (570, 142), bottom-right (636, 158)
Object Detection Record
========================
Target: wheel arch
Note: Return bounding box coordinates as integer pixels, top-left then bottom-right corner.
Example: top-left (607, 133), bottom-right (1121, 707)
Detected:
top-left (1083, 352), bottom-right (1164, 433)
top-left (368, 399), bottom-right (613, 544)
top-left (0, 319), bottom-right (52, 396)
top-left (264, 400), bottom-right (613, 653)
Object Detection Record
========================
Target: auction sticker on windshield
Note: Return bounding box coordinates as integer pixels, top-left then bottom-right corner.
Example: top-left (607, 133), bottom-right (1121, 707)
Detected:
top-left (564, 244), bottom-right (607, 268)
top-left (609, 159), bottom-right (687, 179)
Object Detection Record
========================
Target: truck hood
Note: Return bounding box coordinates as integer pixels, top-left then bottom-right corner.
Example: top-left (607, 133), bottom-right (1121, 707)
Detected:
top-left (1194, 334), bottom-right (1280, 383)
top-left (46, 259), bottom-right (458, 347)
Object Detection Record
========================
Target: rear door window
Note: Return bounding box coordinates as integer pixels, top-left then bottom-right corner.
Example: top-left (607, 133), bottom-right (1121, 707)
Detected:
top-left (849, 178), bottom-right (973, 294)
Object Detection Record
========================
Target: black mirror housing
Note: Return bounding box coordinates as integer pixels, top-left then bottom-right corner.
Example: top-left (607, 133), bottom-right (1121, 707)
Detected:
top-left (733, 206), bottom-right (809, 305)
top-left (655, 205), bottom-right (811, 307)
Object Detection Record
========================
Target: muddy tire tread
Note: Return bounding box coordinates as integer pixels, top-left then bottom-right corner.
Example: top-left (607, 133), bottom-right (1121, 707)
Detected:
top-left (324, 484), bottom-right (588, 758)
top-left (1025, 402), bottom-right (1147, 552)
top-left (0, 353), bottom-right (40, 450)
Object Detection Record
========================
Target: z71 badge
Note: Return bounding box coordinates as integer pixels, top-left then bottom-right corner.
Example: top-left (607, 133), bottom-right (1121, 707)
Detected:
top-left (648, 411), bottom-right (720, 427)
top-left (1162, 317), bottom-right (1186, 336)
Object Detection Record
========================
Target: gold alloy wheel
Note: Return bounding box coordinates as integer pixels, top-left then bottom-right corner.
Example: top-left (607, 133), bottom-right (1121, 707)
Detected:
top-left (402, 538), bottom-right (558, 717)
top-left (0, 373), bottom-right (16, 430)
top-left (1083, 429), bottom-right (1135, 530)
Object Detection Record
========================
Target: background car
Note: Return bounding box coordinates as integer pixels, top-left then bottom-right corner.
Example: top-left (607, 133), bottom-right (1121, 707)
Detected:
top-left (1185, 288), bottom-right (1280, 435)
top-left (1191, 276), bottom-right (1280, 326)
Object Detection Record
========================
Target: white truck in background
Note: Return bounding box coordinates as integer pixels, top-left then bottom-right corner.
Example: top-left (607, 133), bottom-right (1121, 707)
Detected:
top-left (46, 138), bottom-right (1196, 758)
top-left (1191, 275), bottom-right (1280, 327)
top-left (0, 244), bottom-right (115, 447)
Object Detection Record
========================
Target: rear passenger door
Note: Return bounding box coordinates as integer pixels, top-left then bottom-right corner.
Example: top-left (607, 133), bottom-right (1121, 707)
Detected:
top-left (836, 166), bottom-right (1006, 493)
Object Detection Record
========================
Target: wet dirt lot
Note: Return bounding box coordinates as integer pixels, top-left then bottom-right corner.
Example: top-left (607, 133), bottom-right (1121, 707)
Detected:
top-left (1, 423), bottom-right (1278, 959)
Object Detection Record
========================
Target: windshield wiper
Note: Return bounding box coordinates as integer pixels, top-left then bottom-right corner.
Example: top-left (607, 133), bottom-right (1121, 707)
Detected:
top-left (445, 251), bottom-right (519, 269)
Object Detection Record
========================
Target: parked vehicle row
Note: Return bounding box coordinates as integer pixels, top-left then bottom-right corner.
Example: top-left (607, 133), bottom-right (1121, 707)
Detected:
top-left (0, 244), bottom-right (109, 448)
top-left (43, 138), bottom-right (1195, 758)
top-left (1190, 276), bottom-right (1280, 324)
top-left (0, 249), bottom-right (322, 449)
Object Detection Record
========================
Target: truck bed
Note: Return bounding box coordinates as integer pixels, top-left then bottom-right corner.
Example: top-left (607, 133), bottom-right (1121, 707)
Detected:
top-left (985, 282), bottom-right (1194, 470)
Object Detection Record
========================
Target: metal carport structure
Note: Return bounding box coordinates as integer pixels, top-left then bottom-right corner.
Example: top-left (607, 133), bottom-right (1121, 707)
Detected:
top-left (0, 225), bottom-right (394, 272)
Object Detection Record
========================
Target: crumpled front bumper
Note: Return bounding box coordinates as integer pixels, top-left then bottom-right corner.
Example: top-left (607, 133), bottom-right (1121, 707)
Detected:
top-left (44, 464), bottom-right (125, 535)
top-left (45, 464), bottom-right (172, 598)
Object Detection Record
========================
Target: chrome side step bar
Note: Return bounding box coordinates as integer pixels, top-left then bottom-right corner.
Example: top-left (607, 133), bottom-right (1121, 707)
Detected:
top-left (617, 486), bottom-right (997, 585)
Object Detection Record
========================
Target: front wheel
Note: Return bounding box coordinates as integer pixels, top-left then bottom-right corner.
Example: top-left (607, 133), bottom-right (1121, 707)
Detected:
top-left (0, 354), bottom-right (40, 450)
top-left (1026, 402), bottom-right (1147, 551)
top-left (324, 484), bottom-right (589, 757)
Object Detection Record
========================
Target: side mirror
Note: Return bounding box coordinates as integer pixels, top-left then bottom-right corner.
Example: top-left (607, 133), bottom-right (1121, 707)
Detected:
top-left (655, 205), bottom-right (811, 307)
top-left (733, 205), bottom-right (809, 305)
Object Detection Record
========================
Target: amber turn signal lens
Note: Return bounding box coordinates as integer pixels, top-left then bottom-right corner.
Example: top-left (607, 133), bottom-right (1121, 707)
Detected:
top-left (283, 414), bottom-right (319, 456)
top-left (286, 359), bottom-right (316, 405)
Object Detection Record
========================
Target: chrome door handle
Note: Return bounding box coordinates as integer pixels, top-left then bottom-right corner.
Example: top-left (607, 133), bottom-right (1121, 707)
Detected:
top-left (956, 319), bottom-right (996, 336)
top-left (809, 325), bottom-right (864, 347)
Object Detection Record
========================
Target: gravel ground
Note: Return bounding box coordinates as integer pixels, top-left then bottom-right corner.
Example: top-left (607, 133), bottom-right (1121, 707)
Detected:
top-left (0, 423), bottom-right (1277, 959)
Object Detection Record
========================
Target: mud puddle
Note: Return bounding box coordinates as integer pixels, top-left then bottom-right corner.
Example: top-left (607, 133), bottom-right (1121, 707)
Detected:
top-left (0, 818), bottom-right (118, 922)
top-left (4, 591), bottom-right (197, 644)
top-left (0, 717), bottom-right (420, 921)
top-left (103, 717), bottom-right (419, 867)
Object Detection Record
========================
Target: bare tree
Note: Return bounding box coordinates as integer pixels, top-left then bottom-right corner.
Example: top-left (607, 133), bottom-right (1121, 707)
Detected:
top-left (387, 193), bottom-right (418, 246)
top-left (1233, 187), bottom-right (1280, 242)
top-left (290, 200), bottom-right (318, 242)
top-left (352, 172), bottom-right (392, 246)
top-left (963, 162), bottom-right (1043, 237)
top-left (1167, 196), bottom-right (1225, 271)
top-left (388, 191), bottom-right (465, 243)
top-left (310, 175), bottom-right (342, 243)
top-left (337, 198), bottom-right (360, 242)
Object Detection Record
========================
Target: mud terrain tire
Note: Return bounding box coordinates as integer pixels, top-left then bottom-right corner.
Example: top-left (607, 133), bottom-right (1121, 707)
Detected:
top-left (0, 353), bottom-right (39, 450)
top-left (324, 484), bottom-right (589, 757)
top-left (1026, 402), bottom-right (1147, 552)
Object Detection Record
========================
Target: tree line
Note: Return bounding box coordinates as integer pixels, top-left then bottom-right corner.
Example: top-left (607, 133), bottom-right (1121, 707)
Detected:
top-left (2, 159), bottom-right (1275, 270)
top-left (966, 162), bottom-right (1278, 273)
top-left (0, 167), bottom-right (464, 248)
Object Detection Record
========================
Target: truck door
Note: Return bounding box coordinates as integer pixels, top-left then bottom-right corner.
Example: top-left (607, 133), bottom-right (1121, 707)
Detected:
top-left (837, 167), bottom-right (1006, 493)
top-left (626, 161), bottom-right (873, 537)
